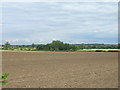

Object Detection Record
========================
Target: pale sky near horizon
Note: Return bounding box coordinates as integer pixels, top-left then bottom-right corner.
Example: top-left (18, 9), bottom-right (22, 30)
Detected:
top-left (1, 2), bottom-right (118, 45)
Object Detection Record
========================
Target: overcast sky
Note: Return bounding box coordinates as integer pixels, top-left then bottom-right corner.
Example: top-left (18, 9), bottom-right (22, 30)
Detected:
top-left (2, 2), bottom-right (118, 45)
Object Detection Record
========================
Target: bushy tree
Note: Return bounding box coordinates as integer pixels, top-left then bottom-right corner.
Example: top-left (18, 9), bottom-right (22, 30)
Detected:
top-left (118, 43), bottom-right (120, 49)
top-left (32, 43), bottom-right (35, 48)
top-left (36, 40), bottom-right (78, 51)
top-left (4, 42), bottom-right (11, 50)
top-left (36, 45), bottom-right (45, 50)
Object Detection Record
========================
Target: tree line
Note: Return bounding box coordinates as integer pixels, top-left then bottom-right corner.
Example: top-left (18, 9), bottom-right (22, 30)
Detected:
top-left (1, 40), bottom-right (119, 51)
top-left (2, 40), bottom-right (77, 51)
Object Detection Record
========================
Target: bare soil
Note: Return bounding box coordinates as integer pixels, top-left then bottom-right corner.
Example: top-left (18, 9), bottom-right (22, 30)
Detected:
top-left (2, 51), bottom-right (118, 88)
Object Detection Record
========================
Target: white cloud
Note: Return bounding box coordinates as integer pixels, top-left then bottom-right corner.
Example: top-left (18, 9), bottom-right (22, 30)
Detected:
top-left (1, 0), bottom-right (119, 2)
top-left (2, 2), bottom-right (118, 44)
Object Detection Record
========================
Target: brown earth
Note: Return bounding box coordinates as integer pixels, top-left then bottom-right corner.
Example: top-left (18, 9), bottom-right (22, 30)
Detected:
top-left (2, 51), bottom-right (118, 88)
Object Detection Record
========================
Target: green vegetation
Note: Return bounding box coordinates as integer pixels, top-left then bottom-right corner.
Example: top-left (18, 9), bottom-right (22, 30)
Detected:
top-left (36, 40), bottom-right (77, 51)
top-left (1, 40), bottom-right (119, 52)
top-left (74, 44), bottom-right (118, 49)
top-left (77, 49), bottom-right (119, 52)
top-left (4, 42), bottom-right (11, 50)
top-left (0, 73), bottom-right (9, 85)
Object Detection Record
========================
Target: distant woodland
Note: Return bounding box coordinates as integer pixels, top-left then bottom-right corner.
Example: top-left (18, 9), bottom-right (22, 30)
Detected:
top-left (1, 40), bottom-right (119, 52)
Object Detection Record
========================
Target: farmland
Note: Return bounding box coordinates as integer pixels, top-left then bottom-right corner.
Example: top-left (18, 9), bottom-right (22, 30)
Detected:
top-left (77, 49), bottom-right (120, 52)
top-left (2, 51), bottom-right (118, 88)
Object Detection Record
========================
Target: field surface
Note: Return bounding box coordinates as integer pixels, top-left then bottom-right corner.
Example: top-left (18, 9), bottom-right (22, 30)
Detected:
top-left (2, 51), bottom-right (118, 88)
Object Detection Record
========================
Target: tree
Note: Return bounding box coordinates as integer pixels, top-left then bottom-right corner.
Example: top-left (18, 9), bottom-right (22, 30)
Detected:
top-left (36, 40), bottom-right (78, 51)
top-left (50, 40), bottom-right (64, 51)
top-left (36, 45), bottom-right (45, 50)
top-left (32, 43), bottom-right (35, 48)
top-left (118, 43), bottom-right (120, 49)
top-left (4, 42), bottom-right (10, 50)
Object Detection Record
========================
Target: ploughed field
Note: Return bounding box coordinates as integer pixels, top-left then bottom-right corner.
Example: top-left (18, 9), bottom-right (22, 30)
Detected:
top-left (2, 51), bottom-right (118, 88)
